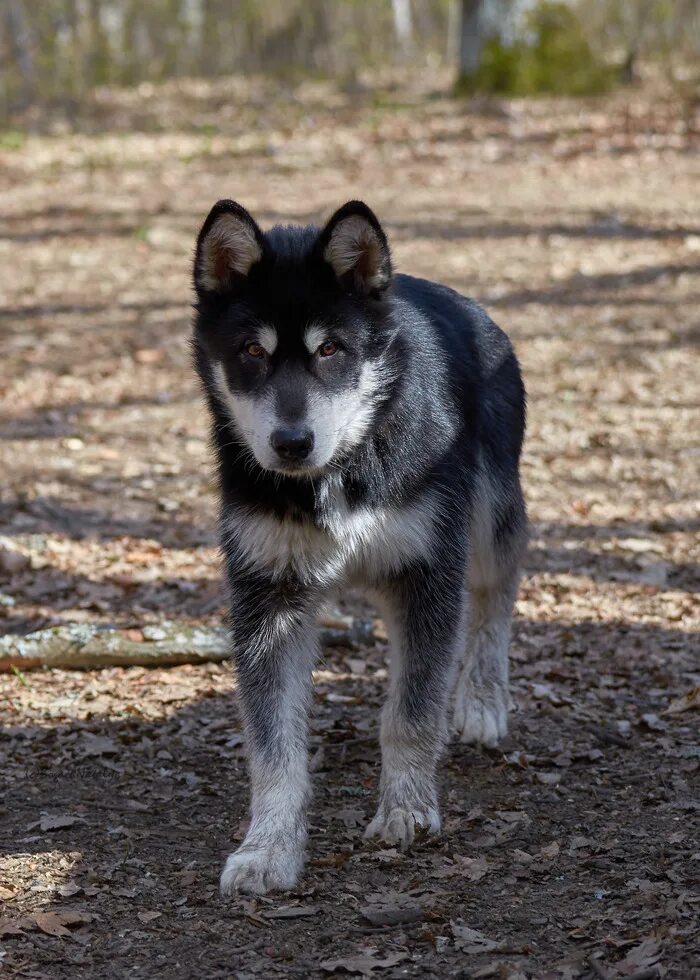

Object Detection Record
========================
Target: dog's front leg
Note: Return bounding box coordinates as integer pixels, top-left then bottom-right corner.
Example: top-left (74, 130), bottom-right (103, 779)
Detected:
top-left (220, 576), bottom-right (317, 896)
top-left (366, 562), bottom-right (465, 849)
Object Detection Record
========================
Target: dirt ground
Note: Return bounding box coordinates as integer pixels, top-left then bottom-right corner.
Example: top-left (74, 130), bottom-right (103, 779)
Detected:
top-left (0, 74), bottom-right (698, 979)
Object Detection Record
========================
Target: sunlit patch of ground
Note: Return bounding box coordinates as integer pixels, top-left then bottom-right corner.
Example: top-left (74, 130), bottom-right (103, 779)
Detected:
top-left (0, 73), bottom-right (698, 977)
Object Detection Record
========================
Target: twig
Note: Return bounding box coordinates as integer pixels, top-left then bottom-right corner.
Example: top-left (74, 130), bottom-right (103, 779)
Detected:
top-left (349, 922), bottom-right (424, 935)
top-left (591, 726), bottom-right (629, 748)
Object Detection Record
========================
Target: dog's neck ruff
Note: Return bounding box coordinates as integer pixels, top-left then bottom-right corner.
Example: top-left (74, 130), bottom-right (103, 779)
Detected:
top-left (222, 476), bottom-right (437, 587)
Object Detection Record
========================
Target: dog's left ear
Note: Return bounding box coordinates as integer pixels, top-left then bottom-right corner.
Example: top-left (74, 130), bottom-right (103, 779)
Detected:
top-left (318, 201), bottom-right (392, 295)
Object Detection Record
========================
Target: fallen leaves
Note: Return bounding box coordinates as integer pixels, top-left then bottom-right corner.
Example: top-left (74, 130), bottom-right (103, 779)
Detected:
top-left (0, 918), bottom-right (25, 937)
top-left (451, 922), bottom-right (509, 955)
top-left (56, 881), bottom-right (83, 898)
top-left (663, 685), bottom-right (700, 715)
top-left (0, 543), bottom-right (30, 574)
top-left (615, 937), bottom-right (663, 976)
top-left (0, 70), bottom-right (699, 980)
top-left (80, 733), bottom-right (121, 757)
top-left (320, 952), bottom-right (408, 976)
top-left (136, 910), bottom-right (162, 924)
top-left (360, 903), bottom-right (422, 927)
top-left (36, 814), bottom-right (84, 832)
top-left (535, 770), bottom-right (562, 785)
top-left (33, 910), bottom-right (91, 937)
top-left (454, 854), bottom-right (490, 881)
top-left (358, 886), bottom-right (432, 928)
top-left (539, 841), bottom-right (560, 861)
top-left (0, 909), bottom-right (92, 940)
top-left (262, 905), bottom-right (319, 920)
top-left (333, 808), bottom-right (366, 829)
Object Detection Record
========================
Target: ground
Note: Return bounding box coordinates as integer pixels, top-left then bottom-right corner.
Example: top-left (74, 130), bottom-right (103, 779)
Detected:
top-left (0, 73), bottom-right (698, 979)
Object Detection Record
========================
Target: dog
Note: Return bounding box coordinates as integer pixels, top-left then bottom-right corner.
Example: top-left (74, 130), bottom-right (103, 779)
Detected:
top-left (191, 200), bottom-right (527, 895)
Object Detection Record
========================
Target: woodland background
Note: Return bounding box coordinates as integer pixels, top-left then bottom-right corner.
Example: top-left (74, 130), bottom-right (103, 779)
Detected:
top-left (2, 0), bottom-right (700, 119)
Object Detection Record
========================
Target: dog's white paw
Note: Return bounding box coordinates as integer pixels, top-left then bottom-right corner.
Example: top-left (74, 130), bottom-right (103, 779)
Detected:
top-left (220, 844), bottom-right (302, 896)
top-left (364, 805), bottom-right (441, 850)
top-left (452, 676), bottom-right (508, 747)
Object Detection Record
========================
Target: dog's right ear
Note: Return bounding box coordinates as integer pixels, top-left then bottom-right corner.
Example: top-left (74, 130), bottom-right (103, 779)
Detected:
top-left (193, 200), bottom-right (264, 296)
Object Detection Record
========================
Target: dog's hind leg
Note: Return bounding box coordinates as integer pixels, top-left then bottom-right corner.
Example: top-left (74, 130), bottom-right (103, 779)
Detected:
top-left (365, 558), bottom-right (467, 849)
top-left (452, 477), bottom-right (526, 747)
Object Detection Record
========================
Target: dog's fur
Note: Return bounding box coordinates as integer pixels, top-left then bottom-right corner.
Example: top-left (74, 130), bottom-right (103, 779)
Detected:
top-left (192, 200), bottom-right (527, 895)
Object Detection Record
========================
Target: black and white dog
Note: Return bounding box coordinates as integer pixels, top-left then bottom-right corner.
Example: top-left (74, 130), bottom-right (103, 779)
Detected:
top-left (192, 200), bottom-right (527, 895)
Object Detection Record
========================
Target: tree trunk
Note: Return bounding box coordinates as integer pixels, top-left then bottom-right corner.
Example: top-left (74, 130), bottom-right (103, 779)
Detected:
top-left (87, 0), bottom-right (111, 85)
top-left (4, 0), bottom-right (36, 106)
top-left (458, 0), bottom-right (484, 78)
top-left (392, 0), bottom-right (413, 55)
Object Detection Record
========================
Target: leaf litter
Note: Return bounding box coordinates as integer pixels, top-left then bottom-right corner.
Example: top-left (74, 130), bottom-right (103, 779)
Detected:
top-left (0, 69), bottom-right (698, 978)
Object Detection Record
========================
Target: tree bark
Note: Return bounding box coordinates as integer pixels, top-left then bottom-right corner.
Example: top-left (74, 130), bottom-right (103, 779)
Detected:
top-left (4, 0), bottom-right (36, 106)
top-left (0, 617), bottom-right (376, 672)
top-left (458, 0), bottom-right (484, 78)
top-left (392, 0), bottom-right (414, 55)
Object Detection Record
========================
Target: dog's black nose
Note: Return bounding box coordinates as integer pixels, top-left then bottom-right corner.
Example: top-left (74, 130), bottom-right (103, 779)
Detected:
top-left (270, 428), bottom-right (314, 461)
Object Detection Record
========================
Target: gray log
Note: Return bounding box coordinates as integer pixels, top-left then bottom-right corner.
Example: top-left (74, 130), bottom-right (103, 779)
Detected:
top-left (0, 617), bottom-right (376, 672)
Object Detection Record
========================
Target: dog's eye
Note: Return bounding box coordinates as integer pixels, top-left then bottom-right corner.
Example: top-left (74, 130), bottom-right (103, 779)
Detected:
top-left (245, 342), bottom-right (266, 359)
top-left (318, 341), bottom-right (338, 358)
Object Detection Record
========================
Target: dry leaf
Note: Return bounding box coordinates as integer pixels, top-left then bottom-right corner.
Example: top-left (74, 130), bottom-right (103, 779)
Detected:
top-left (663, 685), bottom-right (700, 715)
top-left (334, 809), bottom-right (365, 828)
top-left (57, 881), bottom-right (83, 898)
top-left (456, 855), bottom-right (490, 881)
top-left (32, 910), bottom-right (92, 938)
top-left (0, 917), bottom-right (28, 936)
top-left (451, 922), bottom-right (507, 954)
top-left (639, 713), bottom-right (666, 732)
top-left (312, 852), bottom-right (351, 868)
top-left (536, 771), bottom-right (562, 785)
top-left (177, 870), bottom-right (198, 887)
top-left (321, 952), bottom-right (408, 975)
top-left (616, 938), bottom-right (662, 975)
top-left (38, 814), bottom-right (83, 832)
top-left (137, 911), bottom-right (162, 923)
top-left (81, 734), bottom-right (120, 756)
top-left (263, 905), bottom-right (319, 920)
top-left (360, 903), bottom-right (422, 926)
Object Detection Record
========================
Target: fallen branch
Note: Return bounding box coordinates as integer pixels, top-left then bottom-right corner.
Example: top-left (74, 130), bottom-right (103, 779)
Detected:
top-left (0, 616), bottom-right (376, 673)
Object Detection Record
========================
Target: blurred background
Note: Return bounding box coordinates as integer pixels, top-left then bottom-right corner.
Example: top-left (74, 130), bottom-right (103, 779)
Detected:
top-left (2, 0), bottom-right (700, 123)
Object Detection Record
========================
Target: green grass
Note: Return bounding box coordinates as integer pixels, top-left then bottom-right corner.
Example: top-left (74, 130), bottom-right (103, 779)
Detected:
top-left (0, 129), bottom-right (26, 150)
top-left (11, 665), bottom-right (29, 687)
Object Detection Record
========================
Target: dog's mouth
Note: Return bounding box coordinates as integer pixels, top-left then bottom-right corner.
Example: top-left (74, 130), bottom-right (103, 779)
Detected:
top-left (267, 458), bottom-right (325, 478)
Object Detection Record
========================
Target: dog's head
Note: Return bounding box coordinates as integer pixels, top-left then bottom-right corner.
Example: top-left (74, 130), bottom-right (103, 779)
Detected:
top-left (193, 200), bottom-right (395, 476)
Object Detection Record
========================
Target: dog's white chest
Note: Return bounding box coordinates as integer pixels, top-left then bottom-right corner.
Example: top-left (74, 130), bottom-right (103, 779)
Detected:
top-left (328, 497), bottom-right (435, 583)
top-left (224, 493), bottom-right (435, 585)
